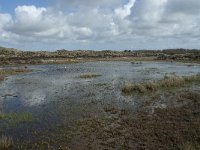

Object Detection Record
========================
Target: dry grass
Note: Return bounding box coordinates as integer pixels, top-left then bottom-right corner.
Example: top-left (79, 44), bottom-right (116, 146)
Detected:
top-left (144, 81), bottom-right (158, 91)
top-left (79, 73), bottom-right (101, 79)
top-left (161, 76), bottom-right (185, 88)
top-left (0, 69), bottom-right (30, 82)
top-left (104, 105), bottom-right (119, 114)
top-left (181, 142), bottom-right (200, 150)
top-left (122, 74), bottom-right (200, 94)
top-left (122, 81), bottom-right (157, 94)
top-left (10, 90), bottom-right (200, 149)
top-left (0, 135), bottom-right (13, 149)
top-left (177, 91), bottom-right (200, 103)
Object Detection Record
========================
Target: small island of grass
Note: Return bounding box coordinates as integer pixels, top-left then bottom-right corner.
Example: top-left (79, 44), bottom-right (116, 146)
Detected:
top-left (79, 73), bottom-right (101, 79)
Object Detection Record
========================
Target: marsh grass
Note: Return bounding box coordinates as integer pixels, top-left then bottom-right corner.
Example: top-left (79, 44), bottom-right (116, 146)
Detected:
top-left (122, 82), bottom-right (157, 94)
top-left (0, 135), bottom-right (13, 149)
top-left (181, 142), bottom-right (200, 150)
top-left (0, 112), bottom-right (34, 126)
top-left (131, 61), bottom-right (142, 64)
top-left (104, 105), bottom-right (119, 114)
top-left (145, 81), bottom-right (158, 91)
top-left (177, 91), bottom-right (200, 102)
top-left (0, 69), bottom-right (29, 81)
top-left (0, 113), bottom-right (5, 119)
top-left (122, 74), bottom-right (200, 94)
top-left (0, 69), bottom-right (27, 75)
top-left (161, 76), bottom-right (185, 88)
top-left (79, 73), bottom-right (101, 79)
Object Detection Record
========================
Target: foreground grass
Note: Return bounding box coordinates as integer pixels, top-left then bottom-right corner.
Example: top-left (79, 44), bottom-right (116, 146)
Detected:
top-left (79, 73), bottom-right (101, 79)
top-left (0, 69), bottom-right (30, 82)
top-left (122, 74), bottom-right (200, 94)
top-left (12, 90), bottom-right (200, 149)
top-left (0, 135), bottom-right (13, 150)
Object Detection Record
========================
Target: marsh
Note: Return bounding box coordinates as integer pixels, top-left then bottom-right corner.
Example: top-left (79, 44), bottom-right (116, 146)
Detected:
top-left (0, 61), bottom-right (200, 149)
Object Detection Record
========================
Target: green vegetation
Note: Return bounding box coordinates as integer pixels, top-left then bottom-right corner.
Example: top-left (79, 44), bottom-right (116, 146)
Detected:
top-left (0, 113), bottom-right (5, 119)
top-left (122, 74), bottom-right (200, 94)
top-left (0, 135), bottom-right (13, 150)
top-left (79, 73), bottom-right (101, 79)
top-left (0, 112), bottom-right (34, 126)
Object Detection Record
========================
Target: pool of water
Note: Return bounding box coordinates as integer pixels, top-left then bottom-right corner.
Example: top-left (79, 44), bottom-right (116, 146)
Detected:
top-left (0, 61), bottom-right (199, 136)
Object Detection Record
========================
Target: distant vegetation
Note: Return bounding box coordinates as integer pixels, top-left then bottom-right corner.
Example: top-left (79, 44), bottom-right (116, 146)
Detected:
top-left (0, 46), bottom-right (199, 65)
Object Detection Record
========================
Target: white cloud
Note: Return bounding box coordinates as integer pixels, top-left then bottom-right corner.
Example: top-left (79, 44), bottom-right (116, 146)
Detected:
top-left (0, 13), bottom-right (12, 29)
top-left (13, 5), bottom-right (47, 32)
top-left (6, 5), bottom-right (95, 42)
top-left (0, 0), bottom-right (200, 50)
top-left (115, 0), bottom-right (136, 19)
top-left (0, 13), bottom-right (14, 42)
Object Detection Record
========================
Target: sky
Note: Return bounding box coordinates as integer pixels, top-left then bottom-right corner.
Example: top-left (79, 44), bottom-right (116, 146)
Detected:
top-left (0, 0), bottom-right (200, 51)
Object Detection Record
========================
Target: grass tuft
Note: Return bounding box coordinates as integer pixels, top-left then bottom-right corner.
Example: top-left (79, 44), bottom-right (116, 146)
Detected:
top-left (122, 74), bottom-right (200, 94)
top-left (79, 73), bottom-right (101, 79)
top-left (0, 135), bottom-right (13, 149)
top-left (0, 69), bottom-right (30, 82)
top-left (144, 81), bottom-right (158, 91)
top-left (0, 113), bottom-right (5, 119)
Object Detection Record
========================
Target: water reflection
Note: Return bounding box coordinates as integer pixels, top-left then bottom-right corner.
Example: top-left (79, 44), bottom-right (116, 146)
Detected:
top-left (0, 61), bottom-right (199, 109)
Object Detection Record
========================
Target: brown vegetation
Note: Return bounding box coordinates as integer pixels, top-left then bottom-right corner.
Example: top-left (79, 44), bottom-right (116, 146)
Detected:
top-left (122, 74), bottom-right (200, 94)
top-left (68, 90), bottom-right (200, 149)
top-left (0, 69), bottom-right (30, 82)
top-left (0, 136), bottom-right (13, 150)
top-left (79, 73), bottom-right (101, 79)
top-left (15, 90), bottom-right (200, 149)
top-left (1, 46), bottom-right (199, 66)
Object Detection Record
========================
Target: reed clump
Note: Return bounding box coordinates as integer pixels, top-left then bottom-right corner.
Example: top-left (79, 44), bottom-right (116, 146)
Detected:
top-left (79, 73), bottom-right (101, 79)
top-left (122, 74), bottom-right (200, 94)
top-left (0, 69), bottom-right (30, 82)
top-left (0, 113), bottom-right (5, 119)
top-left (0, 135), bottom-right (13, 149)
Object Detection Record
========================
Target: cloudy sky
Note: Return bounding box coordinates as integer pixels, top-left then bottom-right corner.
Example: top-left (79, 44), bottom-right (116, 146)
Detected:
top-left (0, 0), bottom-right (200, 51)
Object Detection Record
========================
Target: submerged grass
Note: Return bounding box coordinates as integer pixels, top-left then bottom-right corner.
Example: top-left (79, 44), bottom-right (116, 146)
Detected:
top-left (122, 74), bottom-right (200, 94)
top-left (0, 112), bottom-right (34, 126)
top-left (79, 73), bottom-right (101, 79)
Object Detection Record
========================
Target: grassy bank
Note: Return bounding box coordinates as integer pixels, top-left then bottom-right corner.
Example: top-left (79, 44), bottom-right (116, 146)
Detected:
top-left (122, 74), bottom-right (200, 94)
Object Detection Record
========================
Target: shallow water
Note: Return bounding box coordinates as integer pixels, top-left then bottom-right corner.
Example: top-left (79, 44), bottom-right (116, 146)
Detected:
top-left (0, 61), bottom-right (199, 137)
